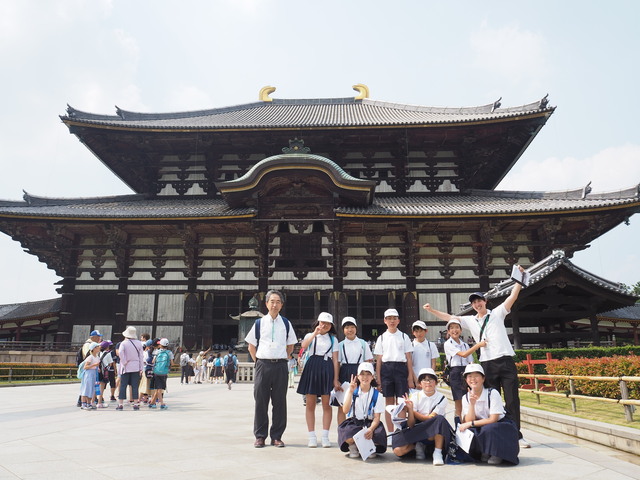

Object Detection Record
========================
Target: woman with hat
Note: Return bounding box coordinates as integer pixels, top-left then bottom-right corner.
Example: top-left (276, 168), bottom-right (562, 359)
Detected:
top-left (338, 362), bottom-right (386, 459)
top-left (297, 312), bottom-right (340, 448)
top-left (116, 326), bottom-right (144, 411)
top-left (459, 363), bottom-right (519, 465)
top-left (392, 368), bottom-right (450, 465)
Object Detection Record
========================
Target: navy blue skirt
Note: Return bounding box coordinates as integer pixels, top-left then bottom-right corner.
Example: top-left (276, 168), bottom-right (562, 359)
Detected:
top-left (297, 355), bottom-right (334, 396)
top-left (338, 417), bottom-right (387, 454)
top-left (391, 415), bottom-right (451, 450)
top-left (339, 363), bottom-right (359, 383)
top-left (469, 418), bottom-right (519, 465)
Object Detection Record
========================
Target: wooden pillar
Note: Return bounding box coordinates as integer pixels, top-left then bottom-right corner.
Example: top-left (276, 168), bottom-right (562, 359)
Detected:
top-left (115, 276), bottom-right (129, 336)
top-left (511, 310), bottom-right (522, 350)
top-left (402, 291), bottom-right (419, 328)
top-left (589, 314), bottom-right (601, 346)
top-left (55, 276), bottom-right (76, 345)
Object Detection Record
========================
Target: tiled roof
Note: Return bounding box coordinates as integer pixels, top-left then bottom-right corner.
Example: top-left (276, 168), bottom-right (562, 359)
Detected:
top-left (458, 251), bottom-right (637, 313)
top-left (597, 304), bottom-right (640, 321)
top-left (0, 186), bottom-right (638, 220)
top-left (0, 194), bottom-right (256, 219)
top-left (61, 96), bottom-right (554, 130)
top-left (336, 186), bottom-right (640, 217)
top-left (0, 298), bottom-right (61, 322)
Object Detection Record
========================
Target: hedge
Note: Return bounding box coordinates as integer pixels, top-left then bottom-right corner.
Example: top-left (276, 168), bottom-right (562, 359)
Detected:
top-left (544, 355), bottom-right (640, 399)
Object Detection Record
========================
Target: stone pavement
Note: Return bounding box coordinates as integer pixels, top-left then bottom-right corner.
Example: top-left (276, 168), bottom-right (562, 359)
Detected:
top-left (1, 379), bottom-right (639, 480)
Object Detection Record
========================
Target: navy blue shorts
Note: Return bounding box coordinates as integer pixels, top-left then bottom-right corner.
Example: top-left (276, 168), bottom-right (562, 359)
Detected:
top-left (380, 361), bottom-right (409, 398)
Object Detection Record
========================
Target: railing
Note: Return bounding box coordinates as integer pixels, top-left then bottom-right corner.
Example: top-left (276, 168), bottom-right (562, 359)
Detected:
top-left (0, 341), bottom-right (83, 352)
top-left (0, 365), bottom-right (78, 383)
top-left (518, 373), bottom-right (640, 422)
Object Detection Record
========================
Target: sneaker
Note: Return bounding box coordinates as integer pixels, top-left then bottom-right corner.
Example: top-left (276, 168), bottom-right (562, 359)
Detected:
top-left (348, 444), bottom-right (359, 458)
top-left (308, 437), bottom-right (318, 448)
top-left (160, 404), bottom-right (168, 409)
top-left (488, 455), bottom-right (503, 465)
top-left (89, 404), bottom-right (97, 410)
top-left (519, 438), bottom-right (531, 449)
top-left (432, 450), bottom-right (444, 466)
top-left (321, 437), bottom-right (331, 448)
top-left (110, 396), bottom-right (117, 402)
top-left (415, 442), bottom-right (426, 460)
top-left (368, 453), bottom-right (377, 459)
top-left (228, 381), bottom-right (232, 390)
top-left (97, 403), bottom-right (108, 408)
top-left (149, 404), bottom-right (157, 409)
top-left (132, 404), bottom-right (140, 411)
top-left (81, 405), bottom-right (90, 410)
top-left (480, 453), bottom-right (490, 462)
top-left (115, 405), bottom-right (123, 411)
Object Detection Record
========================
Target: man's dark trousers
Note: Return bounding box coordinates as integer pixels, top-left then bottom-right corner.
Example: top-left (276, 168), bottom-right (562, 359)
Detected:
top-left (481, 355), bottom-right (522, 437)
top-left (254, 359), bottom-right (288, 441)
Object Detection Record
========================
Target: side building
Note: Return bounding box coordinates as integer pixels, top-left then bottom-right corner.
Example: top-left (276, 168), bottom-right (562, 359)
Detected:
top-left (0, 87), bottom-right (638, 348)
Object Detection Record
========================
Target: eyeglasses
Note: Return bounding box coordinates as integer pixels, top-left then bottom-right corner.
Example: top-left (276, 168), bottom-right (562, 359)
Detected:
top-left (421, 378), bottom-right (436, 383)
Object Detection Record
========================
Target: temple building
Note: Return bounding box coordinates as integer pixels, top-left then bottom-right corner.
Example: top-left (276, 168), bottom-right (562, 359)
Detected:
top-left (0, 85), bottom-right (638, 349)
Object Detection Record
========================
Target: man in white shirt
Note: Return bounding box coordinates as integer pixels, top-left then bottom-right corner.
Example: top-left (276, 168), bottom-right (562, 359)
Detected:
top-left (422, 265), bottom-right (531, 448)
top-left (245, 290), bottom-right (298, 448)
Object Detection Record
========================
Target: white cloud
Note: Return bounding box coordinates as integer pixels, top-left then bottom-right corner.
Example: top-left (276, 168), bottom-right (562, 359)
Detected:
top-left (499, 144), bottom-right (640, 193)
top-left (470, 21), bottom-right (548, 85)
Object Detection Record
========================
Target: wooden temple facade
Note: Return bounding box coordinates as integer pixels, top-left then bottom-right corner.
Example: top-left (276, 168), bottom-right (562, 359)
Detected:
top-left (1, 86), bottom-right (639, 349)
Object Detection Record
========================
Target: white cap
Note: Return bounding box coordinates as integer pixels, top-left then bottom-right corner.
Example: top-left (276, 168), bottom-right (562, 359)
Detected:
top-left (357, 362), bottom-right (375, 375)
top-left (417, 367), bottom-right (438, 381)
top-left (463, 363), bottom-right (485, 376)
top-left (412, 320), bottom-right (427, 330)
top-left (341, 316), bottom-right (357, 327)
top-left (446, 318), bottom-right (462, 329)
top-left (159, 338), bottom-right (169, 347)
top-left (384, 308), bottom-right (399, 318)
top-left (317, 312), bottom-right (333, 324)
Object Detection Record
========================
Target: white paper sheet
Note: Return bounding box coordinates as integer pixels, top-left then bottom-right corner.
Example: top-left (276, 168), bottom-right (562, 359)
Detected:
top-left (353, 427), bottom-right (377, 461)
top-left (510, 264), bottom-right (530, 287)
top-left (385, 398), bottom-right (407, 431)
top-left (329, 381), bottom-right (351, 406)
top-left (455, 426), bottom-right (474, 453)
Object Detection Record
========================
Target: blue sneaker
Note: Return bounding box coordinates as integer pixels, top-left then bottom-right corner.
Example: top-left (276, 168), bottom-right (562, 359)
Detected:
top-left (149, 404), bottom-right (157, 409)
top-left (160, 404), bottom-right (168, 409)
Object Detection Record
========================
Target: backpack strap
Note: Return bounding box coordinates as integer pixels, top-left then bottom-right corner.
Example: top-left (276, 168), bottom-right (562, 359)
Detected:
top-left (428, 394), bottom-right (445, 414)
top-left (255, 316), bottom-right (291, 348)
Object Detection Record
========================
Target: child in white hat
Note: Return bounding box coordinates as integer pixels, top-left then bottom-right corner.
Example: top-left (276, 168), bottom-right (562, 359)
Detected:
top-left (297, 312), bottom-right (340, 447)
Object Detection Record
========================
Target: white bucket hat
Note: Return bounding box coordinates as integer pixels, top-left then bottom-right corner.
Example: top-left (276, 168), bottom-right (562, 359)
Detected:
top-left (357, 362), bottom-right (375, 375)
top-left (317, 312), bottom-right (333, 324)
top-left (121, 326), bottom-right (137, 339)
top-left (412, 320), bottom-right (427, 330)
top-left (384, 308), bottom-right (399, 317)
top-left (463, 363), bottom-right (485, 377)
top-left (341, 316), bottom-right (357, 327)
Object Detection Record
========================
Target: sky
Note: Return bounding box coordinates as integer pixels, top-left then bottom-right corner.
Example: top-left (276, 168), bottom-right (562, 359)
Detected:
top-left (0, 0), bottom-right (639, 304)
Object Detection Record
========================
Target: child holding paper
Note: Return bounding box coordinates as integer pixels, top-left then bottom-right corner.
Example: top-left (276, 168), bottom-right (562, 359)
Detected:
top-left (338, 363), bottom-right (387, 459)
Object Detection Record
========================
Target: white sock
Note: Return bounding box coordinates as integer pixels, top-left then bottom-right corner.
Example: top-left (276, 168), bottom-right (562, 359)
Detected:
top-left (322, 429), bottom-right (330, 439)
top-left (308, 431), bottom-right (316, 439)
top-left (434, 448), bottom-right (442, 454)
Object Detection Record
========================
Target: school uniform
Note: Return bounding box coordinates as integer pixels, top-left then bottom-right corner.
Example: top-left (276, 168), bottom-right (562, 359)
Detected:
top-left (338, 337), bottom-right (373, 383)
top-left (338, 387), bottom-right (387, 454)
top-left (391, 390), bottom-right (451, 454)
top-left (443, 338), bottom-right (473, 400)
top-left (297, 333), bottom-right (338, 396)
top-left (462, 387), bottom-right (519, 464)
top-left (458, 303), bottom-right (522, 434)
top-left (373, 330), bottom-right (413, 398)
top-left (411, 339), bottom-right (439, 378)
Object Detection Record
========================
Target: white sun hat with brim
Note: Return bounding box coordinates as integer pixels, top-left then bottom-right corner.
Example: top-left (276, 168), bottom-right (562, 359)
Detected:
top-left (341, 316), bottom-right (357, 327)
top-left (417, 367), bottom-right (438, 381)
top-left (317, 312), bottom-right (333, 324)
top-left (463, 363), bottom-right (485, 377)
top-left (357, 362), bottom-right (375, 375)
top-left (121, 326), bottom-right (137, 339)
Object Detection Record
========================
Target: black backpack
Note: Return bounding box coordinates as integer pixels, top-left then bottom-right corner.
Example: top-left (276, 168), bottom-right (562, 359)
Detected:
top-left (76, 345), bottom-right (86, 366)
top-left (226, 354), bottom-right (236, 368)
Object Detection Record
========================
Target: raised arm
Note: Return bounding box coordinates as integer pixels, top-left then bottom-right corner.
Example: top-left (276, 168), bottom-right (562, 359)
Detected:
top-left (422, 303), bottom-right (456, 322)
top-left (503, 265), bottom-right (525, 311)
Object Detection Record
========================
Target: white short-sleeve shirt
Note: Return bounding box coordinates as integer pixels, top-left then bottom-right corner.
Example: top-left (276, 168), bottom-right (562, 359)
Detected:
top-left (245, 314), bottom-right (297, 360)
top-left (457, 303), bottom-right (515, 362)
top-left (444, 338), bottom-right (473, 367)
top-left (348, 388), bottom-right (386, 420)
top-left (409, 390), bottom-right (448, 416)
top-left (461, 388), bottom-right (505, 421)
top-left (304, 332), bottom-right (338, 359)
top-left (339, 337), bottom-right (374, 365)
top-left (373, 330), bottom-right (413, 362)
top-left (411, 340), bottom-right (439, 376)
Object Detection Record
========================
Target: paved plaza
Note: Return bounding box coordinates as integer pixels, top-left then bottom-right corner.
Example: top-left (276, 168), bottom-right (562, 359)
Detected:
top-left (1, 379), bottom-right (639, 480)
